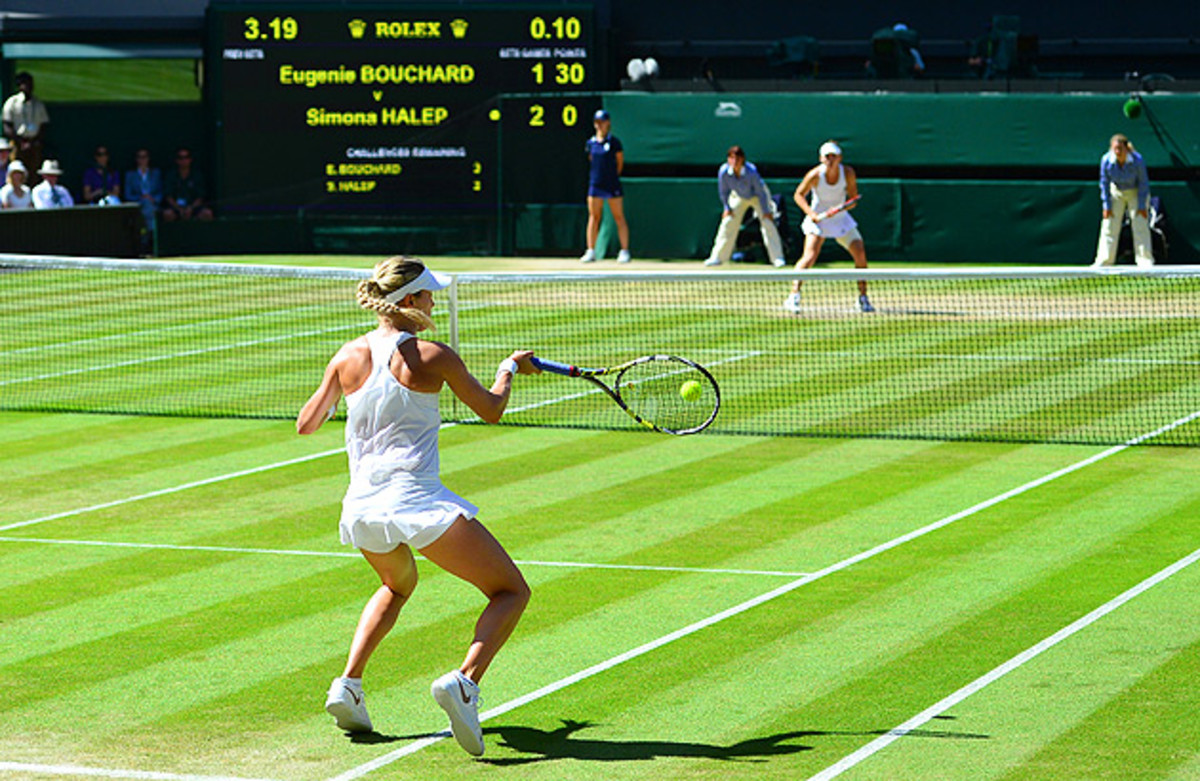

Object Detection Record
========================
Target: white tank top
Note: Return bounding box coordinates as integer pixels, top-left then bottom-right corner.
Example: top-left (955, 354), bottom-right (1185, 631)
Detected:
top-left (810, 162), bottom-right (847, 213)
top-left (343, 329), bottom-right (442, 492)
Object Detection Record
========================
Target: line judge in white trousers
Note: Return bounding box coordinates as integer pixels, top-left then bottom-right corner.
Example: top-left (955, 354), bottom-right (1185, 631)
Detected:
top-left (704, 145), bottom-right (785, 267)
top-left (1094, 133), bottom-right (1154, 267)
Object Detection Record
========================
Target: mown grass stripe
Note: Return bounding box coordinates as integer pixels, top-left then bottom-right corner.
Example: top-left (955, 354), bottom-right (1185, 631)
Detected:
top-left (809, 542), bottom-right (1200, 781)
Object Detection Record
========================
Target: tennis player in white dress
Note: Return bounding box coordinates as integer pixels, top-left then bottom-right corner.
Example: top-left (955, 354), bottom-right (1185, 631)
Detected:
top-left (298, 257), bottom-right (536, 757)
top-left (784, 141), bottom-right (874, 313)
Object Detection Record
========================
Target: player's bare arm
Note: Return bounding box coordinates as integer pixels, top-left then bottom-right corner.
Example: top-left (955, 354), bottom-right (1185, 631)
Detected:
top-left (793, 168), bottom-right (820, 217)
top-left (435, 344), bottom-right (537, 424)
top-left (297, 341), bottom-right (365, 434)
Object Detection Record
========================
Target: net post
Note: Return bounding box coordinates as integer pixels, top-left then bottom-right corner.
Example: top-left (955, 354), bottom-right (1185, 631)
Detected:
top-left (448, 274), bottom-right (460, 354)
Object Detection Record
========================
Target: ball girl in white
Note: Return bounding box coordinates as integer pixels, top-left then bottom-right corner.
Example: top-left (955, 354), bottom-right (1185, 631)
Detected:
top-left (785, 140), bottom-right (873, 313)
top-left (298, 256), bottom-right (536, 757)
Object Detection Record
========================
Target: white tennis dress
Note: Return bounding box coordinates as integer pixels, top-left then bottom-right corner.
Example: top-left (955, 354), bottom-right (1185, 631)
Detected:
top-left (801, 162), bottom-right (859, 239)
top-left (339, 329), bottom-right (477, 552)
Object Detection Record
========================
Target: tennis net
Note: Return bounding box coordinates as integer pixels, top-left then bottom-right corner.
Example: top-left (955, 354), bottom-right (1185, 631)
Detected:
top-left (4, 254), bottom-right (1200, 446)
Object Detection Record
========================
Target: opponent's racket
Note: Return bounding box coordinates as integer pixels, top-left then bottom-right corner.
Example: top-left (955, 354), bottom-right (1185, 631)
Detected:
top-left (814, 194), bottom-right (860, 221)
top-left (531, 355), bottom-right (720, 435)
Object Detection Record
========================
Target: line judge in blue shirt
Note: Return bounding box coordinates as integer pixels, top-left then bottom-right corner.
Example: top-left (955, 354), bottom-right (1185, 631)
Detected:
top-left (704, 145), bottom-right (785, 267)
top-left (1093, 133), bottom-right (1154, 267)
top-left (580, 110), bottom-right (631, 263)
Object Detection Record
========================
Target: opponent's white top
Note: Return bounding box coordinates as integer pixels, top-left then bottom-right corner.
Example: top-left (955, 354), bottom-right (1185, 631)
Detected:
top-left (803, 162), bottom-right (858, 238)
top-left (339, 328), bottom-right (476, 551)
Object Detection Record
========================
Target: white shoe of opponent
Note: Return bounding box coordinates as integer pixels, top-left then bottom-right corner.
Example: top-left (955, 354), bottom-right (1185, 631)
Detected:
top-left (325, 677), bottom-right (372, 733)
top-left (431, 670), bottom-right (485, 757)
top-left (783, 292), bottom-right (802, 313)
top-left (617, 249), bottom-right (632, 263)
top-left (703, 256), bottom-right (722, 267)
top-left (771, 257), bottom-right (787, 268)
top-left (579, 248), bottom-right (596, 263)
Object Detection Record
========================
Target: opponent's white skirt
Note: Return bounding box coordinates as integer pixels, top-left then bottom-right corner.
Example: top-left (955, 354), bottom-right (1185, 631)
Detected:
top-left (340, 478), bottom-right (478, 552)
top-left (801, 210), bottom-right (859, 239)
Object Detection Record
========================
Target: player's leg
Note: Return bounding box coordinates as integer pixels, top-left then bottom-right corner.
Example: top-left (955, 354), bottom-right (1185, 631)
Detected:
top-left (422, 516), bottom-right (528, 756)
top-left (784, 234), bottom-right (823, 312)
top-left (1093, 187), bottom-right (1125, 266)
top-left (325, 543), bottom-right (418, 732)
top-left (845, 235), bottom-right (874, 311)
top-left (608, 196), bottom-right (631, 261)
top-left (346, 545), bottom-right (419, 677)
top-left (418, 516), bottom-right (530, 683)
top-left (582, 196), bottom-right (604, 262)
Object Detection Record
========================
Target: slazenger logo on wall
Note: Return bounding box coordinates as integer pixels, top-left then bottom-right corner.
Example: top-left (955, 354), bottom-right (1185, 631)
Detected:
top-left (715, 102), bottom-right (742, 118)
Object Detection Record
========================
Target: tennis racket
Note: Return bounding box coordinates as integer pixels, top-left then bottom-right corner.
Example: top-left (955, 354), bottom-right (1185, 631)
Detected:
top-left (531, 355), bottom-right (720, 435)
top-left (814, 194), bottom-right (860, 221)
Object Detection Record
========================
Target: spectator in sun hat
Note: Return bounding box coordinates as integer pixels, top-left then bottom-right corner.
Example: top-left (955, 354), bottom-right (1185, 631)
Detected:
top-left (30, 159), bottom-right (74, 209)
top-left (0, 159), bottom-right (32, 209)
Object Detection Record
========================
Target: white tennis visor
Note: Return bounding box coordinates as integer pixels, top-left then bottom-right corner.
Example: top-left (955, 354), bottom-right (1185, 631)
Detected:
top-left (382, 268), bottom-right (452, 304)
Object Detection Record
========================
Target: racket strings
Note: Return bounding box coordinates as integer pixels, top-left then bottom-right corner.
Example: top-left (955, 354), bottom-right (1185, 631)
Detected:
top-left (616, 359), bottom-right (718, 434)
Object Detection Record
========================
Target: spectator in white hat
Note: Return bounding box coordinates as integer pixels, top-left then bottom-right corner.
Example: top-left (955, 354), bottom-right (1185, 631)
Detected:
top-left (31, 159), bottom-right (74, 209)
top-left (0, 159), bottom-right (32, 209)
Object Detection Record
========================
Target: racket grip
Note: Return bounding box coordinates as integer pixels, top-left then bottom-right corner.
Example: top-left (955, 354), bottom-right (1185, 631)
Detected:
top-left (530, 357), bottom-right (578, 376)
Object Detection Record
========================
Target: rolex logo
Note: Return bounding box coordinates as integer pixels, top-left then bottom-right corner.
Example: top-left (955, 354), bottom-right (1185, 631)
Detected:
top-left (450, 18), bottom-right (468, 38)
top-left (348, 19), bottom-right (367, 39)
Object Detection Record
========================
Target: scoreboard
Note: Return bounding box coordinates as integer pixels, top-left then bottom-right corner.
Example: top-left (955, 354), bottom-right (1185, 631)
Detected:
top-left (207, 4), bottom-right (595, 214)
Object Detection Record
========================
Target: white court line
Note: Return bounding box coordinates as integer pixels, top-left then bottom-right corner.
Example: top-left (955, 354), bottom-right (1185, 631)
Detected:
top-left (0, 537), bottom-right (807, 578)
top-left (807, 544), bottom-right (1200, 781)
top-left (0, 448), bottom-right (344, 533)
top-left (0, 324), bottom-right (363, 388)
top-left (0, 761), bottom-right (280, 781)
top-left (324, 408), bottom-right (1200, 780)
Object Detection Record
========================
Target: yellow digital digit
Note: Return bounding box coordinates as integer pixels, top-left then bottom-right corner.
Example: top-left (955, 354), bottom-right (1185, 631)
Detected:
top-left (243, 16), bottom-right (260, 40)
top-left (530, 62), bottom-right (544, 84)
top-left (282, 16), bottom-right (298, 39)
top-left (561, 104), bottom-right (578, 126)
top-left (473, 180), bottom-right (482, 192)
top-left (529, 16), bottom-right (546, 40)
top-left (472, 161), bottom-right (483, 174)
top-left (529, 104), bottom-right (545, 126)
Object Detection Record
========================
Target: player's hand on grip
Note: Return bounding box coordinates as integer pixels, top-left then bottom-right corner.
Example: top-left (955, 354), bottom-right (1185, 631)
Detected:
top-left (511, 350), bottom-right (541, 374)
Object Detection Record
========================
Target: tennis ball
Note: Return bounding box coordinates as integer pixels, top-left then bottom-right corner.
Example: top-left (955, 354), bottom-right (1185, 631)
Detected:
top-left (679, 380), bottom-right (702, 402)
top-left (1123, 97), bottom-right (1142, 120)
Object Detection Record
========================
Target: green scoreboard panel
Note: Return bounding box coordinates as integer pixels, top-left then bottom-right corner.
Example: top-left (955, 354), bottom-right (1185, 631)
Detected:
top-left (207, 4), bottom-right (594, 214)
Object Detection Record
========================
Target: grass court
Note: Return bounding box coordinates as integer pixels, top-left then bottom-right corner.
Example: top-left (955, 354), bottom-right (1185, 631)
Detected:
top-left (2, 255), bottom-right (1199, 780)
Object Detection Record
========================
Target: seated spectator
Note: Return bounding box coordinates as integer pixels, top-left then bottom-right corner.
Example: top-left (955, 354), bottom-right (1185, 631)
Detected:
top-left (31, 159), bottom-right (74, 209)
top-left (161, 146), bottom-right (213, 222)
top-left (0, 138), bottom-right (12, 183)
top-left (124, 147), bottom-right (163, 237)
top-left (0, 160), bottom-right (32, 209)
top-left (82, 145), bottom-right (121, 204)
top-left (867, 23), bottom-right (925, 78)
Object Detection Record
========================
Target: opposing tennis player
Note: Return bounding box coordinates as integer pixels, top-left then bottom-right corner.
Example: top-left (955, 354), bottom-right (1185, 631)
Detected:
top-left (784, 140), bottom-right (874, 313)
top-left (297, 256), bottom-right (535, 757)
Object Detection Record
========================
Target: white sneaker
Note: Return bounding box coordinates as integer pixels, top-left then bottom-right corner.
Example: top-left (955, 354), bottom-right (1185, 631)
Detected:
top-left (431, 670), bottom-right (484, 757)
top-left (579, 249), bottom-right (596, 263)
top-left (325, 677), bottom-right (372, 733)
top-left (771, 257), bottom-right (787, 268)
top-left (703, 256), bottom-right (722, 267)
top-left (783, 292), bottom-right (802, 313)
top-left (617, 249), bottom-right (631, 263)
